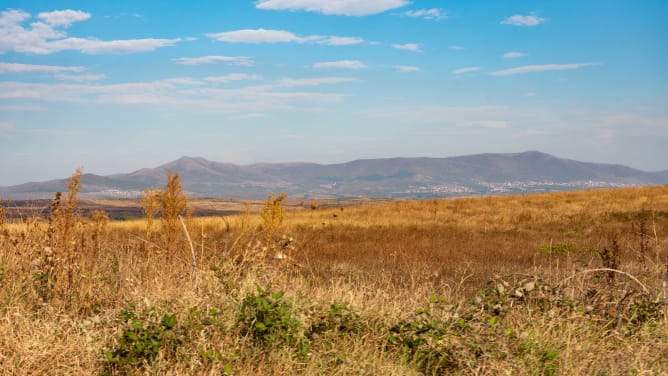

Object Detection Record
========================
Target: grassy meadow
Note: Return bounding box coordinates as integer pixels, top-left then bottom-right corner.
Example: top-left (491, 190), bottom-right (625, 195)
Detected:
top-left (0, 175), bottom-right (667, 375)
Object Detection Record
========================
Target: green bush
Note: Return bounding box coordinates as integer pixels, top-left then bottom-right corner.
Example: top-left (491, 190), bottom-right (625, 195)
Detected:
top-left (102, 304), bottom-right (181, 372)
top-left (238, 286), bottom-right (310, 357)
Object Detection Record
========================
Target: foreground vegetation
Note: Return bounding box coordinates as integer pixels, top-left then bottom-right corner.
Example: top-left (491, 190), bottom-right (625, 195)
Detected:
top-left (0, 172), bottom-right (667, 375)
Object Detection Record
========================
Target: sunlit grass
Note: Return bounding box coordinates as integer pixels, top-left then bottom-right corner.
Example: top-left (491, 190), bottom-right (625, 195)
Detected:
top-left (0, 185), bottom-right (667, 374)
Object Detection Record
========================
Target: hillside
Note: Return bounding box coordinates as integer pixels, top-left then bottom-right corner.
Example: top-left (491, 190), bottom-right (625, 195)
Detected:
top-left (1, 151), bottom-right (666, 199)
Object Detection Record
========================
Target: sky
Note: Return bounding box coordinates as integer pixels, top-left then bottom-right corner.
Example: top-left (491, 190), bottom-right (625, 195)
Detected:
top-left (0, 0), bottom-right (667, 186)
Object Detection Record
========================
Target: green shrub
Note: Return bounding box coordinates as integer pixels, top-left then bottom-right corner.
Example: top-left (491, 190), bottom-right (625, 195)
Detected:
top-left (238, 286), bottom-right (310, 357)
top-left (102, 304), bottom-right (181, 372)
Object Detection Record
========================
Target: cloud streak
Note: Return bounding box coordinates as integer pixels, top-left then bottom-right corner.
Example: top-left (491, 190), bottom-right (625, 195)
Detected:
top-left (205, 74), bottom-right (261, 83)
top-left (502, 52), bottom-right (527, 59)
top-left (207, 29), bottom-right (363, 46)
top-left (312, 60), bottom-right (367, 69)
top-left (255, 0), bottom-right (410, 16)
top-left (0, 62), bottom-right (85, 74)
top-left (172, 55), bottom-right (255, 66)
top-left (452, 67), bottom-right (480, 75)
top-left (0, 79), bottom-right (347, 112)
top-left (394, 65), bottom-right (419, 73)
top-left (277, 77), bottom-right (357, 87)
top-left (490, 63), bottom-right (601, 76)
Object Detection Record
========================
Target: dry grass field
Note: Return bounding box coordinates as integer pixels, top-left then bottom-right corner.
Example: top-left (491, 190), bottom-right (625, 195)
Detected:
top-left (1, 174), bottom-right (667, 375)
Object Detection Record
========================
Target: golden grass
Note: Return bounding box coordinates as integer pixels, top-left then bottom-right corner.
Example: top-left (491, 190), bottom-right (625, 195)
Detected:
top-left (0, 186), bottom-right (667, 375)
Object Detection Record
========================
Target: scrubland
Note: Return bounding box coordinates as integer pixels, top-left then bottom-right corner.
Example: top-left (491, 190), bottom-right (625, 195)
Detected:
top-left (0, 172), bottom-right (667, 375)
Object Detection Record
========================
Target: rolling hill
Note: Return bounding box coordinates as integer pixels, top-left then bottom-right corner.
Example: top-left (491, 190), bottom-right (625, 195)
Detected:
top-left (1, 151), bottom-right (666, 199)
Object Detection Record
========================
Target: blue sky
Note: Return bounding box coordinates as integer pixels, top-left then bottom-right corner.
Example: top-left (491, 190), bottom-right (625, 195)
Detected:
top-left (1, 0), bottom-right (667, 185)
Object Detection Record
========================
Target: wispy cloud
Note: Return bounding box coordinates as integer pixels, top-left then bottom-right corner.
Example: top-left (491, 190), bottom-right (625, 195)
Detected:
top-left (0, 9), bottom-right (184, 54)
top-left (207, 29), bottom-right (363, 46)
top-left (490, 63), bottom-right (601, 76)
top-left (322, 36), bottom-right (364, 46)
top-left (449, 45), bottom-right (465, 51)
top-left (501, 14), bottom-right (546, 26)
top-left (403, 8), bottom-right (447, 20)
top-left (55, 73), bottom-right (106, 81)
top-left (205, 74), bottom-right (261, 83)
top-left (277, 77), bottom-right (357, 87)
top-left (394, 65), bottom-right (419, 73)
top-left (312, 60), bottom-right (367, 69)
top-left (0, 62), bottom-right (85, 74)
top-left (255, 0), bottom-right (410, 16)
top-left (392, 43), bottom-right (421, 52)
top-left (502, 52), bottom-right (527, 59)
top-left (452, 67), bottom-right (480, 75)
top-left (0, 79), bottom-right (348, 112)
top-left (172, 55), bottom-right (255, 66)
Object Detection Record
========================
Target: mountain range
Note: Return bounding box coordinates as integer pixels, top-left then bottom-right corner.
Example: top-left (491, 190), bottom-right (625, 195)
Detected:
top-left (1, 151), bottom-right (666, 200)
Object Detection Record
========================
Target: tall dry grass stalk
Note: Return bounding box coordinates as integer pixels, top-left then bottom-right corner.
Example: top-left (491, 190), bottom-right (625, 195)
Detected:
top-left (158, 172), bottom-right (187, 251)
top-left (141, 187), bottom-right (160, 240)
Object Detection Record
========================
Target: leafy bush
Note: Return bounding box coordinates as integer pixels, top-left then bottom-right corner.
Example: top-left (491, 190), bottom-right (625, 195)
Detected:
top-left (103, 304), bottom-right (181, 373)
top-left (238, 286), bottom-right (310, 356)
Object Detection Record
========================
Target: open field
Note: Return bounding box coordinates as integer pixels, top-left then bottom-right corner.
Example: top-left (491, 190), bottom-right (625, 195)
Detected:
top-left (1, 186), bottom-right (667, 375)
top-left (1, 197), bottom-right (397, 221)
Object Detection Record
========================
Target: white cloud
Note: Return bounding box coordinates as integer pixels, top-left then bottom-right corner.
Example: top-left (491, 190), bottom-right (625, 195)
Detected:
top-left (404, 8), bottom-right (446, 20)
top-left (277, 77), bottom-right (357, 87)
top-left (207, 29), bottom-right (363, 46)
top-left (172, 55), bottom-right (255, 66)
top-left (524, 92), bottom-right (537, 97)
top-left (449, 45), bottom-right (465, 51)
top-left (392, 43), bottom-right (421, 52)
top-left (452, 67), bottom-right (480, 75)
top-left (0, 62), bottom-right (85, 73)
top-left (205, 74), bottom-right (261, 83)
top-left (312, 60), bottom-right (367, 69)
top-left (0, 9), bottom-right (184, 55)
top-left (501, 14), bottom-right (545, 26)
top-left (208, 29), bottom-right (311, 43)
top-left (394, 65), bottom-right (419, 73)
top-left (47, 37), bottom-right (183, 54)
top-left (503, 51), bottom-right (527, 59)
top-left (491, 63), bottom-right (601, 76)
top-left (55, 73), bottom-right (106, 81)
top-left (256, 0), bottom-right (410, 16)
top-left (37, 9), bottom-right (90, 26)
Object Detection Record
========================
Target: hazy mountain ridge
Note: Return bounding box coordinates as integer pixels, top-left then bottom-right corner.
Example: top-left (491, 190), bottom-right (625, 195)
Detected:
top-left (1, 151), bottom-right (666, 199)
